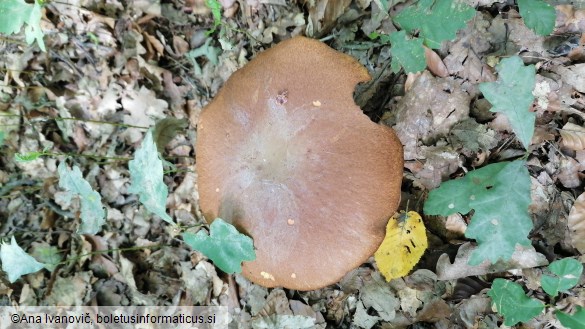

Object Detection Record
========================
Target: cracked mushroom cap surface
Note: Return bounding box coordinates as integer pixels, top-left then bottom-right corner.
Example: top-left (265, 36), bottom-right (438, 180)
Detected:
top-left (196, 36), bottom-right (403, 291)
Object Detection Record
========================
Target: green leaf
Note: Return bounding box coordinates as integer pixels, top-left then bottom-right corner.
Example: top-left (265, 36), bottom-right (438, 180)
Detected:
top-left (205, 0), bottom-right (221, 35)
top-left (556, 306), bottom-right (585, 329)
top-left (488, 278), bottom-right (544, 326)
top-left (0, 131), bottom-right (4, 146)
top-left (393, 0), bottom-right (475, 49)
top-left (128, 130), bottom-right (174, 224)
top-left (183, 218), bottom-right (256, 274)
top-left (58, 162), bottom-right (106, 235)
top-left (186, 38), bottom-right (221, 75)
top-left (14, 150), bottom-right (46, 162)
top-left (0, 237), bottom-right (46, 283)
top-left (517, 0), bottom-right (556, 36)
top-left (424, 161), bottom-right (532, 265)
top-left (541, 258), bottom-right (583, 297)
top-left (0, 0), bottom-right (45, 51)
top-left (29, 243), bottom-right (61, 272)
top-left (388, 31), bottom-right (426, 73)
top-left (479, 56), bottom-right (535, 149)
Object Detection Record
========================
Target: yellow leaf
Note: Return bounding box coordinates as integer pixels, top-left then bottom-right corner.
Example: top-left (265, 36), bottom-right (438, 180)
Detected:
top-left (375, 211), bottom-right (428, 281)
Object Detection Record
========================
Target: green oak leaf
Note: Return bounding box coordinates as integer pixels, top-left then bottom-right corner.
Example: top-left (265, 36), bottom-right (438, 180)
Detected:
top-left (517, 0), bottom-right (556, 36)
top-left (183, 218), bottom-right (256, 274)
top-left (0, 237), bottom-right (46, 283)
top-left (0, 0), bottom-right (45, 51)
top-left (388, 31), bottom-right (426, 73)
top-left (393, 0), bottom-right (475, 49)
top-left (58, 162), bottom-right (106, 235)
top-left (424, 161), bottom-right (532, 265)
top-left (541, 258), bottom-right (583, 297)
top-left (128, 129), bottom-right (174, 224)
top-left (488, 278), bottom-right (544, 326)
top-left (479, 56), bottom-right (536, 149)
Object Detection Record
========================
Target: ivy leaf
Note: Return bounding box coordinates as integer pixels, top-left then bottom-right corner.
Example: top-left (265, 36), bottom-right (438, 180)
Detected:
top-left (128, 130), bottom-right (174, 224)
top-left (479, 56), bottom-right (535, 149)
top-left (0, 237), bottom-right (46, 283)
top-left (388, 31), bottom-right (426, 73)
top-left (393, 0), bottom-right (475, 49)
top-left (556, 306), bottom-right (585, 329)
top-left (375, 211), bottom-right (428, 281)
top-left (517, 0), bottom-right (556, 36)
top-left (183, 218), bottom-right (256, 274)
top-left (0, 0), bottom-right (45, 51)
top-left (488, 278), bottom-right (544, 326)
top-left (58, 162), bottom-right (106, 235)
top-left (541, 258), bottom-right (583, 297)
top-left (424, 161), bottom-right (532, 265)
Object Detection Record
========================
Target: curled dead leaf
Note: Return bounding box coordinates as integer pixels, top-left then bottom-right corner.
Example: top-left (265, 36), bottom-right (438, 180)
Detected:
top-left (568, 192), bottom-right (585, 254)
top-left (560, 122), bottom-right (585, 151)
top-left (436, 243), bottom-right (548, 280)
top-left (424, 46), bottom-right (448, 78)
top-left (445, 213), bottom-right (467, 236)
top-left (555, 5), bottom-right (585, 34)
top-left (404, 72), bottom-right (422, 92)
top-left (306, 0), bottom-right (352, 37)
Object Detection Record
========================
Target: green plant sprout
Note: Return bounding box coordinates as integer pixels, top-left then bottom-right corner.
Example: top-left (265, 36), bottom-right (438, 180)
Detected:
top-left (183, 218), bottom-right (256, 274)
top-left (0, 238), bottom-right (163, 283)
top-left (368, 0), bottom-right (556, 73)
top-left (479, 56), bottom-right (535, 149)
top-left (488, 258), bottom-right (584, 327)
top-left (58, 161), bottom-right (106, 235)
top-left (0, 0), bottom-right (45, 51)
top-left (1, 128), bottom-right (256, 283)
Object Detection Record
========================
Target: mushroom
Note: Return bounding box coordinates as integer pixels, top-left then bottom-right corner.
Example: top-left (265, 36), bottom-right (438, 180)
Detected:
top-left (196, 36), bottom-right (403, 291)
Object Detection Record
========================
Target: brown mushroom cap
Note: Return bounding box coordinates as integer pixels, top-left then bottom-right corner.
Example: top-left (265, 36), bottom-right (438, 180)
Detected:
top-left (196, 36), bottom-right (403, 291)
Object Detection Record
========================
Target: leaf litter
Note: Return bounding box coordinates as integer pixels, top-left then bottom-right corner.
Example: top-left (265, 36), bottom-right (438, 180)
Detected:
top-left (1, 0), bottom-right (585, 328)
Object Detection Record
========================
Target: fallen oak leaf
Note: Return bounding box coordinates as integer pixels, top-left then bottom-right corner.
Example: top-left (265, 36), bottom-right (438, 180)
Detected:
top-left (560, 122), bottom-right (585, 151)
top-left (183, 218), bottom-right (256, 274)
top-left (568, 192), bottom-right (585, 254)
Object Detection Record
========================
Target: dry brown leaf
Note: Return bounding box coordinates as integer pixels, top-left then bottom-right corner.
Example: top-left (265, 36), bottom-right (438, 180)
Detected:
top-left (389, 71), bottom-right (471, 160)
top-left (445, 213), bottom-right (467, 236)
top-left (121, 86), bottom-right (168, 143)
top-left (404, 72), bottom-right (422, 92)
top-left (172, 36), bottom-right (190, 57)
top-left (555, 5), bottom-right (585, 34)
top-left (561, 122), bottom-right (585, 151)
top-left (551, 64), bottom-right (585, 93)
top-left (305, 0), bottom-right (352, 37)
top-left (436, 243), bottom-right (548, 280)
top-left (143, 32), bottom-right (165, 57)
top-left (255, 289), bottom-right (293, 318)
top-left (556, 157), bottom-right (582, 188)
top-left (424, 46), bottom-right (448, 78)
top-left (568, 192), bottom-right (585, 254)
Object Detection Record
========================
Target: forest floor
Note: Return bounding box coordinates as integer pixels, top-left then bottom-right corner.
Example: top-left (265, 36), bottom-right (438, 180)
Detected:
top-left (1, 0), bottom-right (585, 328)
